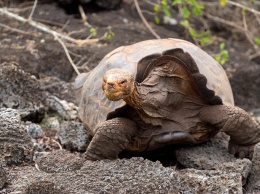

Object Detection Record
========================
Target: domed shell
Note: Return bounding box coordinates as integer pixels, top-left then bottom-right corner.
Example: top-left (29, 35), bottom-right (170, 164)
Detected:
top-left (76, 38), bottom-right (234, 134)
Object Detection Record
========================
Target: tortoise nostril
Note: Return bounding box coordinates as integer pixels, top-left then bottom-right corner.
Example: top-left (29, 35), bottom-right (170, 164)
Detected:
top-left (107, 82), bottom-right (115, 89)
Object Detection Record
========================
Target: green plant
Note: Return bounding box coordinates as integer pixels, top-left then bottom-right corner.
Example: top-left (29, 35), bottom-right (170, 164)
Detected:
top-left (89, 27), bottom-right (97, 37)
top-left (151, 0), bottom-right (232, 64)
top-left (255, 37), bottom-right (260, 46)
top-left (103, 26), bottom-right (115, 40)
top-left (171, 0), bottom-right (211, 45)
top-left (88, 26), bottom-right (115, 41)
top-left (153, 0), bottom-right (172, 24)
top-left (215, 43), bottom-right (229, 65)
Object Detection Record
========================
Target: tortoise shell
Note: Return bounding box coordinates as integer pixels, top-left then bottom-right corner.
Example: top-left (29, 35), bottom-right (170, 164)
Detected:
top-left (76, 38), bottom-right (234, 135)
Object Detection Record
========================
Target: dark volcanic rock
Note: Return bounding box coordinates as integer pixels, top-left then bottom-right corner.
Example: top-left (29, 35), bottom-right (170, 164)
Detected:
top-left (0, 108), bottom-right (34, 165)
top-left (176, 136), bottom-right (252, 185)
top-left (56, 121), bottom-right (90, 152)
top-left (246, 142), bottom-right (260, 193)
top-left (175, 168), bottom-right (243, 194)
top-left (35, 150), bottom-right (84, 173)
top-left (6, 156), bottom-right (244, 194)
top-left (0, 166), bottom-right (7, 189)
top-left (176, 137), bottom-right (236, 170)
top-left (45, 96), bottom-right (78, 120)
top-left (40, 76), bottom-right (76, 104)
top-left (0, 63), bottom-right (45, 109)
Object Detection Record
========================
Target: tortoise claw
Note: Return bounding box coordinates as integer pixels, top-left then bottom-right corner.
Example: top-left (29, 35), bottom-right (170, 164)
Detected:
top-left (228, 140), bottom-right (255, 160)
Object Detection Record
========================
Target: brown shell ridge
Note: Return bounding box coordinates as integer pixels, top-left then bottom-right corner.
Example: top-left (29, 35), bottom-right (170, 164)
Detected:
top-left (136, 48), bottom-right (223, 105)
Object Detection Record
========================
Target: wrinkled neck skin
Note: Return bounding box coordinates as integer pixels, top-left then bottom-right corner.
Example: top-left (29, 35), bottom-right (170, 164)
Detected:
top-left (123, 82), bottom-right (142, 109)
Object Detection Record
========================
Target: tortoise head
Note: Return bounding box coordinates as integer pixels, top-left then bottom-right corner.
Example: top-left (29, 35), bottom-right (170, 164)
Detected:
top-left (102, 68), bottom-right (135, 101)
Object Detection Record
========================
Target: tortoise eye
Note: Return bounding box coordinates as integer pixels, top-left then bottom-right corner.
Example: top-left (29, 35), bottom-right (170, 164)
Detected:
top-left (120, 80), bottom-right (127, 84)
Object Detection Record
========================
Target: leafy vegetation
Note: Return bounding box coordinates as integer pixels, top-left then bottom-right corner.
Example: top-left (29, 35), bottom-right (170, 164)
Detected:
top-left (150, 0), bottom-right (260, 65)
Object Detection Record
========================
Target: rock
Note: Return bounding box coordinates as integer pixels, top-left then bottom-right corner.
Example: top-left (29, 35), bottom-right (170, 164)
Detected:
top-left (175, 136), bottom-right (252, 185)
top-left (39, 73), bottom-right (77, 104)
top-left (217, 159), bottom-right (251, 186)
top-left (7, 158), bottom-right (179, 193)
top-left (0, 166), bottom-right (7, 189)
top-left (246, 142), bottom-right (260, 193)
top-left (174, 168), bottom-right (243, 194)
top-left (18, 107), bottom-right (46, 123)
top-left (24, 123), bottom-right (43, 139)
top-left (45, 95), bottom-right (78, 120)
top-left (42, 117), bottom-right (61, 132)
top-left (56, 121), bottom-right (90, 151)
top-left (6, 157), bottom-right (244, 193)
top-left (0, 63), bottom-right (45, 109)
top-left (35, 150), bottom-right (84, 173)
top-left (176, 137), bottom-right (235, 170)
top-left (0, 108), bottom-right (34, 165)
top-left (24, 180), bottom-right (64, 194)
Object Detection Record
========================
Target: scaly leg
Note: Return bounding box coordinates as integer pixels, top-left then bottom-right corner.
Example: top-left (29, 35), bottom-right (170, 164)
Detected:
top-left (85, 117), bottom-right (137, 160)
top-left (199, 105), bottom-right (260, 159)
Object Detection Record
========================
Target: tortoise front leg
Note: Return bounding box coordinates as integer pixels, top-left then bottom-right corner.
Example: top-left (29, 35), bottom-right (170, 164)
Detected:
top-left (85, 117), bottom-right (137, 160)
top-left (199, 105), bottom-right (260, 159)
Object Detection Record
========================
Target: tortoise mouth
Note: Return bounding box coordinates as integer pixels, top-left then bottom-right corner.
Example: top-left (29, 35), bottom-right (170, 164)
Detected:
top-left (104, 90), bottom-right (129, 101)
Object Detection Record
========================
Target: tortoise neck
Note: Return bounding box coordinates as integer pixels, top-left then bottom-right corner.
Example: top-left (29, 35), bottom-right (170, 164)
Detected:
top-left (123, 83), bottom-right (142, 109)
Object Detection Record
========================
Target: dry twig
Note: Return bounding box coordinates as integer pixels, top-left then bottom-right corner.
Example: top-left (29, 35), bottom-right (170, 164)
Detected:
top-left (133, 0), bottom-right (160, 39)
top-left (78, 5), bottom-right (91, 27)
top-left (0, 22), bottom-right (38, 36)
top-left (226, 1), bottom-right (260, 16)
top-left (28, 0), bottom-right (38, 20)
top-left (0, 8), bottom-right (99, 45)
top-left (54, 34), bottom-right (80, 75)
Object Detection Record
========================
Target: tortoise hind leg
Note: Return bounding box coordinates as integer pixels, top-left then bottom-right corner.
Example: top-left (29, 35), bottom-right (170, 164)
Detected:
top-left (199, 105), bottom-right (260, 159)
top-left (147, 131), bottom-right (197, 151)
top-left (85, 117), bottom-right (137, 160)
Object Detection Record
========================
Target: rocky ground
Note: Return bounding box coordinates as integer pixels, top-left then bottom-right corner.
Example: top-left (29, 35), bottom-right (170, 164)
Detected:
top-left (1, 0), bottom-right (260, 193)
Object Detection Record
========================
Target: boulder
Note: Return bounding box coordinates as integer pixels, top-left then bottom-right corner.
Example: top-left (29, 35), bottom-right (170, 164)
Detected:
top-left (0, 108), bottom-right (34, 165)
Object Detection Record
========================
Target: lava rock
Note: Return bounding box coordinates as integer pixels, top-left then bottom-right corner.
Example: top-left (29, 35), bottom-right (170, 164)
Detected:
top-left (175, 136), bottom-right (252, 186)
top-left (56, 121), bottom-right (90, 152)
top-left (24, 180), bottom-right (63, 194)
top-left (174, 168), bottom-right (243, 194)
top-left (25, 123), bottom-right (43, 139)
top-left (40, 76), bottom-right (76, 104)
top-left (45, 96), bottom-right (78, 120)
top-left (176, 137), bottom-right (235, 170)
top-left (6, 157), bottom-right (245, 193)
top-left (246, 142), bottom-right (260, 193)
top-left (35, 150), bottom-right (84, 173)
top-left (0, 166), bottom-right (7, 189)
top-left (0, 63), bottom-right (45, 110)
top-left (0, 108), bottom-right (34, 165)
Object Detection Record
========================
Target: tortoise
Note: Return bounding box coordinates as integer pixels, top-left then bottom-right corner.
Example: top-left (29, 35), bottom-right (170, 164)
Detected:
top-left (75, 38), bottom-right (260, 160)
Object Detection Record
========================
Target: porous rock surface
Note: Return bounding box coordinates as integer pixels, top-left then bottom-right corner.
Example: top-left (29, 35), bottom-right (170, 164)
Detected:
top-left (0, 166), bottom-right (7, 189)
top-left (0, 108), bottom-right (34, 165)
top-left (0, 63), bottom-right (45, 110)
top-left (176, 136), bottom-right (252, 185)
top-left (35, 150), bottom-right (84, 173)
top-left (56, 121), bottom-right (91, 151)
top-left (176, 136), bottom-right (235, 170)
top-left (7, 157), bottom-right (179, 194)
top-left (4, 149), bottom-right (245, 194)
top-left (246, 142), bottom-right (260, 193)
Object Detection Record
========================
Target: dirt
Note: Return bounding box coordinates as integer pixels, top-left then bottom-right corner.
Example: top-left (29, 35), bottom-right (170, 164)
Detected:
top-left (1, 0), bottom-right (260, 193)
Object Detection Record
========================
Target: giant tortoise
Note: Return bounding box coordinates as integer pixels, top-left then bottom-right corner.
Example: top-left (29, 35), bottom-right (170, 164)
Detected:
top-left (75, 38), bottom-right (260, 160)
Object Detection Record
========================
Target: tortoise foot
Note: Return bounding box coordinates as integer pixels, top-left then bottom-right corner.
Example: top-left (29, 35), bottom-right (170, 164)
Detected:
top-left (228, 140), bottom-right (255, 159)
